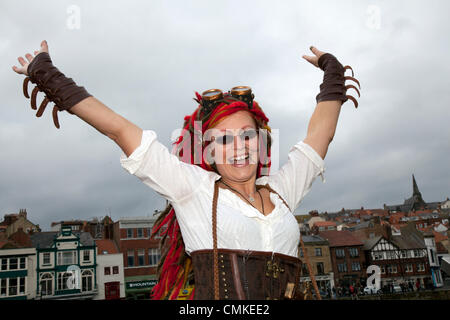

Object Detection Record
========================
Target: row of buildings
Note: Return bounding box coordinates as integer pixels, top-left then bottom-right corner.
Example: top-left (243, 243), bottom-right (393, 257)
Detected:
top-left (1, 174), bottom-right (449, 299)
top-left (0, 210), bottom-right (160, 300)
top-left (296, 175), bottom-right (450, 294)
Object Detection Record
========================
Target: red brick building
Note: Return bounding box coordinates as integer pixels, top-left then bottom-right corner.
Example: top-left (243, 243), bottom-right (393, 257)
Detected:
top-left (112, 217), bottom-right (160, 299)
top-left (318, 230), bottom-right (366, 287)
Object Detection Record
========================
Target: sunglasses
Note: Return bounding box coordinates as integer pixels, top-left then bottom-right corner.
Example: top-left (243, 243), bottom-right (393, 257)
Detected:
top-left (200, 86), bottom-right (255, 113)
top-left (213, 128), bottom-right (258, 145)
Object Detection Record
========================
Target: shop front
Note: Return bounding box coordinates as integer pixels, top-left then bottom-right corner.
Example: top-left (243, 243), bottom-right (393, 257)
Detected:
top-left (125, 275), bottom-right (157, 300)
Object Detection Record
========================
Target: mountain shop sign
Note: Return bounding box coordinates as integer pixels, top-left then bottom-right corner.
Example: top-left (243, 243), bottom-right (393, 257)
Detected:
top-left (126, 280), bottom-right (157, 290)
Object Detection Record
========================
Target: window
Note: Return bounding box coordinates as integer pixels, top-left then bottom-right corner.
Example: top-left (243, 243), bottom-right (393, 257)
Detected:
top-left (387, 264), bottom-right (398, 274)
top-left (40, 274), bottom-right (53, 296)
top-left (1, 259), bottom-right (7, 271)
top-left (81, 270), bottom-right (93, 292)
top-left (373, 252), bottom-right (383, 260)
top-left (1, 279), bottom-right (6, 297)
top-left (83, 250), bottom-right (90, 262)
top-left (386, 251), bottom-right (395, 259)
top-left (127, 228), bottom-right (133, 238)
top-left (302, 263), bottom-right (309, 276)
top-left (127, 250), bottom-right (135, 267)
top-left (43, 253), bottom-right (51, 265)
top-left (137, 228), bottom-right (144, 238)
top-left (405, 264), bottom-right (413, 273)
top-left (19, 257), bottom-right (26, 269)
top-left (57, 272), bottom-right (72, 291)
top-left (349, 248), bottom-right (359, 257)
top-left (336, 249), bottom-right (345, 258)
top-left (148, 248), bottom-right (161, 266)
top-left (337, 263), bottom-right (347, 272)
top-left (299, 248), bottom-right (304, 258)
top-left (417, 263), bottom-right (425, 272)
top-left (138, 249), bottom-right (145, 266)
top-left (380, 265), bottom-right (386, 274)
top-left (351, 262), bottom-right (361, 271)
top-left (112, 266), bottom-right (119, 274)
top-left (19, 277), bottom-right (25, 295)
top-left (104, 267), bottom-right (111, 275)
top-left (9, 278), bottom-right (17, 296)
top-left (316, 262), bottom-right (324, 275)
top-left (400, 251), bottom-right (407, 259)
top-left (57, 251), bottom-right (77, 266)
top-left (146, 228), bottom-right (152, 238)
top-left (9, 258), bottom-right (18, 270)
top-left (315, 248), bottom-right (322, 257)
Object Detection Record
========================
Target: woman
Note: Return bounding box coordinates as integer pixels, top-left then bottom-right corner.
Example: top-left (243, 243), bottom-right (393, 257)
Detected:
top-left (12, 40), bottom-right (360, 300)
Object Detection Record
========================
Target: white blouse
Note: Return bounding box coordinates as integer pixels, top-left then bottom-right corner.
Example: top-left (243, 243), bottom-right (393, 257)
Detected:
top-left (120, 130), bottom-right (326, 258)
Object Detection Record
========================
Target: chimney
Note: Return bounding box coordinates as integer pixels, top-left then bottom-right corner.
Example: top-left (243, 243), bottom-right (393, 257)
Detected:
top-left (19, 209), bottom-right (27, 219)
top-left (383, 224), bottom-right (392, 240)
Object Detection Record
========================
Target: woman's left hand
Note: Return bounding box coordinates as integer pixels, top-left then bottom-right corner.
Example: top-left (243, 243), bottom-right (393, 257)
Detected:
top-left (302, 46), bottom-right (325, 68)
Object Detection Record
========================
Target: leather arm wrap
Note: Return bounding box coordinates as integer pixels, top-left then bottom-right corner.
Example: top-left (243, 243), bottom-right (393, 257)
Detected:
top-left (315, 53), bottom-right (361, 108)
top-left (26, 52), bottom-right (92, 111)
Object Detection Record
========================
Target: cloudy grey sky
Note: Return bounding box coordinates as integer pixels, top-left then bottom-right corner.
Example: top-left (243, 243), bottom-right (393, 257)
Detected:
top-left (1, 0), bottom-right (449, 231)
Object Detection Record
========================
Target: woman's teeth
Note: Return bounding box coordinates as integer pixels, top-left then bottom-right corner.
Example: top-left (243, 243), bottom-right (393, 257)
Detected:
top-left (233, 155), bottom-right (248, 161)
top-left (230, 154), bottom-right (250, 166)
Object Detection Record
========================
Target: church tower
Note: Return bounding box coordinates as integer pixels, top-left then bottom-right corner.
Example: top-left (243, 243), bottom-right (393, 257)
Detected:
top-left (408, 174), bottom-right (427, 211)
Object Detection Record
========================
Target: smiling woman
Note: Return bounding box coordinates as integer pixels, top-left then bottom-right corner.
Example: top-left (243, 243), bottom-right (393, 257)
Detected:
top-left (12, 41), bottom-right (360, 300)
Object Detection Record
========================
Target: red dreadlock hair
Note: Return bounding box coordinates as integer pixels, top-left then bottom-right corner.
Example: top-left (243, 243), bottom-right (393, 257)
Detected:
top-left (150, 91), bottom-right (272, 300)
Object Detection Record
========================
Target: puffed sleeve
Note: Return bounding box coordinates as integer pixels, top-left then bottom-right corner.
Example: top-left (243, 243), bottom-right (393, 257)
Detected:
top-left (266, 140), bottom-right (326, 212)
top-left (120, 130), bottom-right (211, 203)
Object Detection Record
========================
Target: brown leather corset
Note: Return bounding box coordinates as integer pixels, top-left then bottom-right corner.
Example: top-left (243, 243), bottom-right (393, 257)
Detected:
top-left (191, 248), bottom-right (303, 300)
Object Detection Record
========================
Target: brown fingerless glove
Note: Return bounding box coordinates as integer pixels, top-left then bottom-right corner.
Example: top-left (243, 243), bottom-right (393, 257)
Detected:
top-left (22, 52), bottom-right (92, 128)
top-left (315, 53), bottom-right (361, 108)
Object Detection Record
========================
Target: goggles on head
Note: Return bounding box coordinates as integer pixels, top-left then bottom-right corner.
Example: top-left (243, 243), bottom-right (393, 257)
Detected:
top-left (199, 86), bottom-right (255, 114)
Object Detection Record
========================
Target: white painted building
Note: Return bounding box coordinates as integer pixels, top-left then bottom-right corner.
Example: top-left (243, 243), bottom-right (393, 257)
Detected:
top-left (0, 247), bottom-right (36, 300)
top-left (94, 239), bottom-right (125, 300)
top-left (441, 198), bottom-right (450, 209)
top-left (424, 234), bottom-right (443, 287)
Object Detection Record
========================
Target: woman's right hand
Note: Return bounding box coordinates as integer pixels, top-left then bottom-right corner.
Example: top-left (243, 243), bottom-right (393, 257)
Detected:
top-left (12, 40), bottom-right (49, 76)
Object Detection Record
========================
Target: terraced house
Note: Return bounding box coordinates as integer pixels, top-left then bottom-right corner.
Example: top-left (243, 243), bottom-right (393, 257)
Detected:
top-left (363, 224), bottom-right (432, 290)
top-left (0, 247), bottom-right (36, 300)
top-left (31, 226), bottom-right (97, 299)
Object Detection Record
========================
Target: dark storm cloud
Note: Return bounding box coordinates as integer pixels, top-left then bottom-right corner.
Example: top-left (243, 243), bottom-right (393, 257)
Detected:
top-left (0, 0), bottom-right (448, 230)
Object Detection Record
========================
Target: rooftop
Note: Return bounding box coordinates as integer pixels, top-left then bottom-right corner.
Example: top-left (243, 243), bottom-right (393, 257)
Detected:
top-left (318, 230), bottom-right (364, 247)
top-left (96, 239), bottom-right (119, 255)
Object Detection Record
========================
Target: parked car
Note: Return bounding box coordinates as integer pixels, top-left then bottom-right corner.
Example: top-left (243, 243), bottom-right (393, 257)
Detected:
top-left (363, 286), bottom-right (382, 295)
top-left (392, 284), bottom-right (402, 293)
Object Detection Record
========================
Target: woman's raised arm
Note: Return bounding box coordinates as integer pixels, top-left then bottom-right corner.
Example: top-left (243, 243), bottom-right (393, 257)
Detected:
top-left (12, 40), bottom-right (142, 157)
top-left (301, 46), bottom-right (361, 159)
top-left (70, 97), bottom-right (143, 157)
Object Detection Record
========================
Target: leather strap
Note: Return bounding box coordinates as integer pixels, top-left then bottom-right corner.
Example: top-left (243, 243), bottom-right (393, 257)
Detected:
top-left (230, 253), bottom-right (246, 300)
top-left (315, 52), bottom-right (360, 108)
top-left (22, 52), bottom-right (92, 128)
top-left (212, 180), bottom-right (220, 300)
top-left (256, 183), bottom-right (291, 212)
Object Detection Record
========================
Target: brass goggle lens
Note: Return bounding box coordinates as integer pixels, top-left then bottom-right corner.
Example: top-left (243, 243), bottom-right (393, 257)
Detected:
top-left (200, 86), bottom-right (254, 113)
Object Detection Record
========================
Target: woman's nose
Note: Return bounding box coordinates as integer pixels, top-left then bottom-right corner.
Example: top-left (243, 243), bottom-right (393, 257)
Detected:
top-left (234, 134), bottom-right (245, 150)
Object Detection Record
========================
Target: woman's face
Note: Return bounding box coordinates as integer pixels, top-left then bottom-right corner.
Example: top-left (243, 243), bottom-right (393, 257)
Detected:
top-left (209, 110), bottom-right (259, 183)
